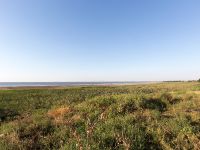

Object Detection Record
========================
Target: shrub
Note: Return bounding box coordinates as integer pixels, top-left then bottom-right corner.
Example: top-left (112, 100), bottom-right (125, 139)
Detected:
top-left (120, 101), bottom-right (137, 114)
top-left (0, 109), bottom-right (19, 122)
top-left (140, 98), bottom-right (167, 112)
top-left (161, 93), bottom-right (181, 104)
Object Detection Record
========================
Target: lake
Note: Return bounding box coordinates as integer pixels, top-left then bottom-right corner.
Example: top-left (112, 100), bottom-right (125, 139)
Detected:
top-left (0, 82), bottom-right (147, 87)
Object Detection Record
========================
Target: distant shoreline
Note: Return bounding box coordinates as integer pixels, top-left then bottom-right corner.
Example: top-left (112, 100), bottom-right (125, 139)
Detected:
top-left (0, 81), bottom-right (160, 90)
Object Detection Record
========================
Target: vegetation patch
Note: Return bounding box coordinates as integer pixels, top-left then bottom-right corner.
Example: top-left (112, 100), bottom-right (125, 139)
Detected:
top-left (140, 98), bottom-right (167, 112)
top-left (0, 109), bottom-right (19, 122)
top-left (48, 106), bottom-right (70, 120)
top-left (0, 82), bottom-right (200, 149)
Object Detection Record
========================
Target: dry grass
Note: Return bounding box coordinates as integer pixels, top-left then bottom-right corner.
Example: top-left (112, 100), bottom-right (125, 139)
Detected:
top-left (47, 106), bottom-right (70, 124)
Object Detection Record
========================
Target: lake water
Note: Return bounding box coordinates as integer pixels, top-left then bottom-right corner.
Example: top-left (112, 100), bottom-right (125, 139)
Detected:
top-left (0, 82), bottom-right (146, 87)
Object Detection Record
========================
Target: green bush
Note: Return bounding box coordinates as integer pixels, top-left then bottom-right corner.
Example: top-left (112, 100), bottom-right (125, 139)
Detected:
top-left (140, 98), bottom-right (167, 112)
top-left (0, 108), bottom-right (19, 122)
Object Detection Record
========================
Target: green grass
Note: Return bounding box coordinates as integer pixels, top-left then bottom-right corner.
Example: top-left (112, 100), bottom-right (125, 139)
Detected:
top-left (0, 82), bottom-right (200, 149)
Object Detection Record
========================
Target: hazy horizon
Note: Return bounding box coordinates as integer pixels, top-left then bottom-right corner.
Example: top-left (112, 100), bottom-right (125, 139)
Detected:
top-left (1, 0), bottom-right (200, 82)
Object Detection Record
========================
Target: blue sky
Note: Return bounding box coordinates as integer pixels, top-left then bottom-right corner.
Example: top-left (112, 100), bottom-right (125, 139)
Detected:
top-left (0, 0), bottom-right (200, 82)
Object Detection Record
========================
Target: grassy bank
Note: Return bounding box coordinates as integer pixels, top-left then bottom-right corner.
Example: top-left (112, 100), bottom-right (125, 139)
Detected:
top-left (0, 82), bottom-right (200, 149)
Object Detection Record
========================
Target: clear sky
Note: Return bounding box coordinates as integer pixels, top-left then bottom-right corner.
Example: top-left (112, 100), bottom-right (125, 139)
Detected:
top-left (0, 0), bottom-right (200, 82)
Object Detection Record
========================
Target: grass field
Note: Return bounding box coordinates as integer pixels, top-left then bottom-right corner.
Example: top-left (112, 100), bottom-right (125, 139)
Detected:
top-left (0, 82), bottom-right (200, 150)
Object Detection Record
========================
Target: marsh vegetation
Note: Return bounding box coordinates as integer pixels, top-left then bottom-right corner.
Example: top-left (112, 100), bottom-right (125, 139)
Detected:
top-left (0, 82), bottom-right (200, 149)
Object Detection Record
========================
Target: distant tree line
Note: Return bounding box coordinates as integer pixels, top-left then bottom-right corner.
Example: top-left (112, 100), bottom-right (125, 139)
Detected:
top-left (163, 80), bottom-right (184, 82)
top-left (164, 79), bottom-right (200, 82)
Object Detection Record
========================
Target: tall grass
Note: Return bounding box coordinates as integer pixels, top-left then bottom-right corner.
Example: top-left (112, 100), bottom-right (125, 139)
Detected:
top-left (0, 82), bottom-right (200, 149)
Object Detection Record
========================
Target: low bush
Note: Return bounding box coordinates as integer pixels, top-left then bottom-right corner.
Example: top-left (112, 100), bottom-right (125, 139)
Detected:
top-left (0, 109), bottom-right (19, 122)
top-left (140, 98), bottom-right (167, 112)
